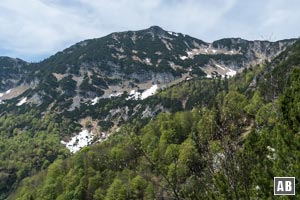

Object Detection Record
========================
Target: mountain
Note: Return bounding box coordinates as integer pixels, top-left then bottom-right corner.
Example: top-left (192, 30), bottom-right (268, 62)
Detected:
top-left (0, 26), bottom-right (296, 147)
top-left (7, 40), bottom-right (300, 200)
top-left (0, 26), bottom-right (299, 199)
top-left (0, 26), bottom-right (296, 111)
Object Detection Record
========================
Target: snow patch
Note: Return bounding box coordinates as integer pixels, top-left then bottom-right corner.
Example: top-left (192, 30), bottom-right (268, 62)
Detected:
top-left (127, 85), bottom-right (158, 100)
top-left (179, 55), bottom-right (188, 60)
top-left (141, 84), bottom-right (158, 100)
top-left (0, 89), bottom-right (12, 98)
top-left (109, 92), bottom-right (123, 98)
top-left (91, 97), bottom-right (100, 105)
top-left (212, 49), bottom-right (217, 53)
top-left (127, 90), bottom-right (141, 100)
top-left (185, 48), bottom-right (203, 59)
top-left (91, 92), bottom-right (123, 103)
top-left (17, 97), bottom-right (27, 106)
top-left (168, 31), bottom-right (179, 36)
top-left (145, 58), bottom-right (152, 65)
top-left (206, 74), bottom-right (212, 78)
top-left (61, 129), bottom-right (94, 153)
top-left (215, 64), bottom-right (237, 77)
top-left (226, 68), bottom-right (237, 77)
top-left (187, 51), bottom-right (193, 57)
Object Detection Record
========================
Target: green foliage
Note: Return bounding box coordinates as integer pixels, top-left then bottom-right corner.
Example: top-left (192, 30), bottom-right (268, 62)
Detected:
top-left (258, 40), bottom-right (300, 101)
top-left (0, 57), bottom-right (30, 89)
top-left (280, 68), bottom-right (300, 132)
top-left (5, 39), bottom-right (300, 199)
top-left (0, 111), bottom-right (70, 199)
top-left (10, 70), bottom-right (300, 199)
top-left (223, 91), bottom-right (247, 120)
top-left (59, 75), bottom-right (76, 92)
top-left (245, 90), bottom-right (263, 116)
top-left (105, 178), bottom-right (127, 200)
top-left (158, 77), bottom-right (227, 109)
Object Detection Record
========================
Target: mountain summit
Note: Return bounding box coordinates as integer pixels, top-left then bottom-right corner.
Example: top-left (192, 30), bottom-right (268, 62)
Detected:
top-left (0, 26), bottom-right (296, 112)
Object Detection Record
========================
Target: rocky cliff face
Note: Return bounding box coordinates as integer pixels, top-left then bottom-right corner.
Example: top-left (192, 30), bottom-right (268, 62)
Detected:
top-left (212, 37), bottom-right (295, 64)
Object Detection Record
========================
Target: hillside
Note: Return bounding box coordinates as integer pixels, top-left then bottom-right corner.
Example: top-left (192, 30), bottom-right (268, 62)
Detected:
top-left (0, 26), bottom-right (295, 140)
top-left (7, 40), bottom-right (300, 200)
top-left (0, 26), bottom-right (299, 199)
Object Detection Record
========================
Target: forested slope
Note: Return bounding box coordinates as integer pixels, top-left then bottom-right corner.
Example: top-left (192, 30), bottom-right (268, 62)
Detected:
top-left (9, 41), bottom-right (300, 199)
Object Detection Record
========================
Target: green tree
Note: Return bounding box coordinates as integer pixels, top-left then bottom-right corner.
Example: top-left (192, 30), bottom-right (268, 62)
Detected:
top-left (105, 178), bottom-right (127, 200)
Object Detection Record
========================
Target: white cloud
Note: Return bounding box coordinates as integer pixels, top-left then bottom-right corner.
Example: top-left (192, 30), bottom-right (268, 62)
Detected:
top-left (76, 0), bottom-right (237, 37)
top-left (0, 0), bottom-right (102, 61)
top-left (259, 0), bottom-right (300, 40)
top-left (209, 0), bottom-right (300, 41)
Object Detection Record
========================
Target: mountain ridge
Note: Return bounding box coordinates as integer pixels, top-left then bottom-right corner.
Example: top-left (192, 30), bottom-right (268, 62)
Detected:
top-left (2, 26), bottom-right (297, 63)
top-left (0, 26), bottom-right (297, 130)
top-left (6, 39), bottom-right (300, 200)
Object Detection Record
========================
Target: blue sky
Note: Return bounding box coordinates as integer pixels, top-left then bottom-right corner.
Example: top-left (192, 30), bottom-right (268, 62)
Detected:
top-left (0, 0), bottom-right (299, 62)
